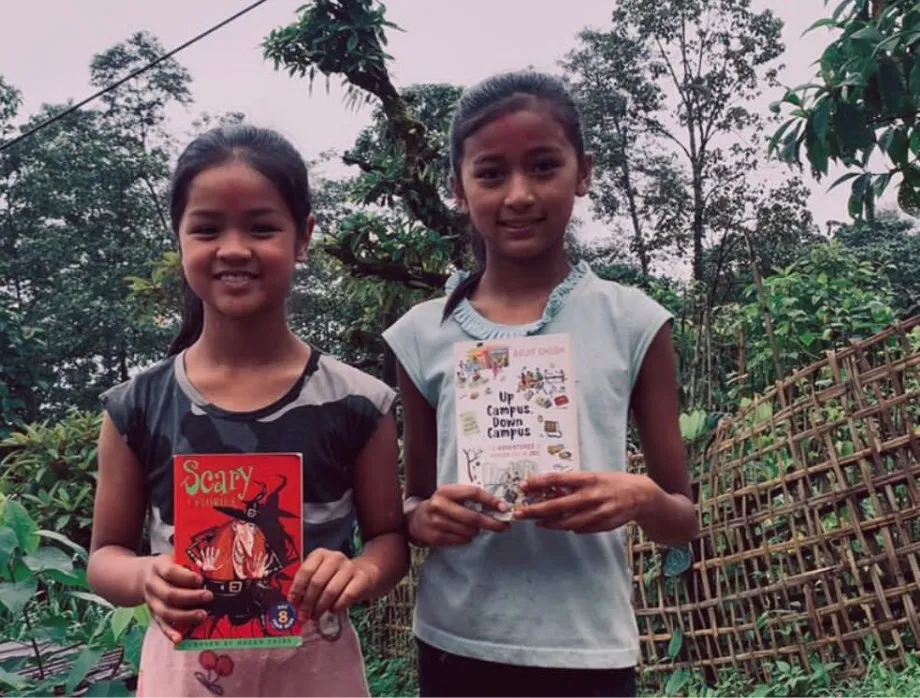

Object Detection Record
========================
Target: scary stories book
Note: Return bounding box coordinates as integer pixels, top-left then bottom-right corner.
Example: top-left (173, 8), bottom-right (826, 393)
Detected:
top-left (173, 453), bottom-right (304, 650)
top-left (453, 334), bottom-right (580, 520)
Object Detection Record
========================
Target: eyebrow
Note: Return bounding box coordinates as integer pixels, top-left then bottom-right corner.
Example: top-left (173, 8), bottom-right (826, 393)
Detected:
top-left (186, 207), bottom-right (284, 218)
top-left (470, 145), bottom-right (566, 164)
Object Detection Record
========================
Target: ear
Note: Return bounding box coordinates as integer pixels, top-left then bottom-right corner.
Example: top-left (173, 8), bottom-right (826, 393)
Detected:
top-left (450, 175), bottom-right (469, 214)
top-left (576, 153), bottom-right (594, 198)
top-left (296, 215), bottom-right (315, 263)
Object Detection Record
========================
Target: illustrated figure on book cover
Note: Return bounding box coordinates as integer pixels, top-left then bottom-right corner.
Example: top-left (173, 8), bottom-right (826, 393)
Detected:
top-left (184, 475), bottom-right (300, 640)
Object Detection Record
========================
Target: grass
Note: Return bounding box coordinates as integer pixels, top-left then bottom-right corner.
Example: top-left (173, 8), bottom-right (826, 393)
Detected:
top-left (645, 653), bottom-right (920, 697)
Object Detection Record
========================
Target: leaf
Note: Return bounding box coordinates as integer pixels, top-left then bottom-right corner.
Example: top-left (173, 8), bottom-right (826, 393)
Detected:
top-left (37, 529), bottom-right (88, 559)
top-left (65, 646), bottom-right (104, 695)
top-left (802, 17), bottom-right (840, 35)
top-left (751, 684), bottom-right (773, 698)
top-left (811, 99), bottom-right (832, 144)
top-left (84, 680), bottom-right (133, 697)
top-left (23, 546), bottom-right (73, 575)
top-left (665, 667), bottom-right (691, 696)
top-left (668, 627), bottom-right (684, 660)
top-left (852, 25), bottom-right (883, 43)
top-left (886, 128), bottom-right (909, 167)
top-left (0, 666), bottom-right (28, 692)
top-left (828, 171), bottom-right (862, 191)
top-left (0, 579), bottom-right (37, 615)
top-left (65, 591), bottom-right (115, 609)
top-left (1, 499), bottom-right (38, 553)
top-left (122, 625), bottom-right (145, 671)
top-left (878, 60), bottom-right (904, 113)
top-left (133, 603), bottom-right (152, 628)
top-left (0, 526), bottom-right (19, 572)
top-left (110, 606), bottom-right (134, 641)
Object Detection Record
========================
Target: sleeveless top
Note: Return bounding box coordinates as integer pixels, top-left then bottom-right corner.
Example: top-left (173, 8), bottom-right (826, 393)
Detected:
top-left (100, 347), bottom-right (396, 558)
top-left (383, 262), bottom-right (673, 669)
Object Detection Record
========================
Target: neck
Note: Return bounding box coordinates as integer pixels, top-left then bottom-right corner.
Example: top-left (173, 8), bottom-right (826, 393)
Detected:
top-left (191, 307), bottom-right (302, 368)
top-left (477, 247), bottom-right (572, 303)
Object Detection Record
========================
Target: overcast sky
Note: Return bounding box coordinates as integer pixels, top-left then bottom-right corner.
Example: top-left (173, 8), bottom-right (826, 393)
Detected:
top-left (0, 1), bottom-right (875, 251)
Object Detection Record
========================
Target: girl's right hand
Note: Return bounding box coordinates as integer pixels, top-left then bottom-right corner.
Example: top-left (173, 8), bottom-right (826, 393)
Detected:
top-left (142, 554), bottom-right (213, 644)
top-left (408, 485), bottom-right (510, 547)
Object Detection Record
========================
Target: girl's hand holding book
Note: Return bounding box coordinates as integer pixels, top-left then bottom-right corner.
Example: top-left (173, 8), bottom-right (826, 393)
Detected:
top-left (515, 472), bottom-right (657, 534)
top-left (408, 485), bottom-right (510, 547)
top-left (143, 553), bottom-right (213, 644)
top-left (288, 548), bottom-right (374, 622)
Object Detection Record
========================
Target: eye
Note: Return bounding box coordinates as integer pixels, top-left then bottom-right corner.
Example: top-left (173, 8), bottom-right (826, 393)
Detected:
top-left (474, 167), bottom-right (505, 184)
top-left (532, 160), bottom-right (561, 175)
top-left (190, 226), bottom-right (219, 238)
top-left (250, 224), bottom-right (279, 237)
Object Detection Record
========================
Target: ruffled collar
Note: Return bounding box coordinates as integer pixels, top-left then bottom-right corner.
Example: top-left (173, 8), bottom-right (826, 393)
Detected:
top-left (445, 260), bottom-right (592, 340)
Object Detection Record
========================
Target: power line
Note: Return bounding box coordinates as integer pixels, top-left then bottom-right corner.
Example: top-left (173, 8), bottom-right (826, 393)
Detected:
top-left (0, 0), bottom-right (272, 154)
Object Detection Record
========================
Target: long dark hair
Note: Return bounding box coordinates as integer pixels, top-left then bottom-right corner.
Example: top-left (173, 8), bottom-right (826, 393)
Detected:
top-left (166, 125), bottom-right (312, 356)
top-left (442, 70), bottom-right (587, 320)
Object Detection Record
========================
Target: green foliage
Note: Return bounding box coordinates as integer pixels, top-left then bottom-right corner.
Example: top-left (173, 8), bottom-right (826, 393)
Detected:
top-left (0, 494), bottom-right (146, 696)
top-left (738, 242), bottom-right (896, 393)
top-left (0, 305), bottom-right (48, 437)
top-left (652, 652), bottom-right (920, 697)
top-left (0, 411), bottom-right (102, 550)
top-left (566, 0), bottom-right (785, 282)
top-left (264, 0), bottom-right (467, 300)
top-left (350, 604), bottom-right (418, 697)
top-left (0, 34), bottom-right (189, 416)
top-left (833, 212), bottom-right (920, 315)
top-left (770, 0), bottom-right (920, 219)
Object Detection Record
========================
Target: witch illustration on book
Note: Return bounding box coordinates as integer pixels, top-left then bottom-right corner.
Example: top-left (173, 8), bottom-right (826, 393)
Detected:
top-left (185, 475), bottom-right (301, 640)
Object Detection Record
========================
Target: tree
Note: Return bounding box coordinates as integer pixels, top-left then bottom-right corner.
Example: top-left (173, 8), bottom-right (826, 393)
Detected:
top-left (263, 0), bottom-right (467, 293)
top-left (770, 0), bottom-right (920, 219)
top-left (833, 211), bottom-right (920, 316)
top-left (562, 29), bottom-right (677, 276)
top-left (0, 36), bottom-right (191, 415)
top-left (568, 0), bottom-right (785, 282)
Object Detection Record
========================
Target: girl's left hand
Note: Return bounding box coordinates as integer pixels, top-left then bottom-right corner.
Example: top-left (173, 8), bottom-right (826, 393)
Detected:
top-left (515, 472), bottom-right (656, 534)
top-left (287, 549), bottom-right (375, 621)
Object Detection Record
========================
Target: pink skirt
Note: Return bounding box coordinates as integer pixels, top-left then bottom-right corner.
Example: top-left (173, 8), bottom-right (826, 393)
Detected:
top-left (136, 612), bottom-right (369, 697)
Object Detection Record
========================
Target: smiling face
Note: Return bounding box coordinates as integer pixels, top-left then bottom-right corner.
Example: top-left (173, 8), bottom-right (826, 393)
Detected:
top-left (453, 107), bottom-right (592, 263)
top-left (177, 160), bottom-right (313, 321)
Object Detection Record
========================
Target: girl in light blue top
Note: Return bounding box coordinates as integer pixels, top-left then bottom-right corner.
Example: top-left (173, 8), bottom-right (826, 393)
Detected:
top-left (383, 70), bottom-right (698, 698)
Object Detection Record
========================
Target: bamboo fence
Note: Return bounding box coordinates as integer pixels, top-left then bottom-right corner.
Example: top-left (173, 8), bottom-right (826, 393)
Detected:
top-left (364, 317), bottom-right (920, 690)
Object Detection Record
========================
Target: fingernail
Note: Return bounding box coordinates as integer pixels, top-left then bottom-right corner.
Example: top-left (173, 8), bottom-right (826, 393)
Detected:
top-left (497, 502), bottom-right (508, 511)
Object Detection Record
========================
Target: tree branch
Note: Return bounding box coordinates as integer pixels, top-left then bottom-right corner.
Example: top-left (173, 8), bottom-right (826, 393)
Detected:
top-left (324, 239), bottom-right (447, 291)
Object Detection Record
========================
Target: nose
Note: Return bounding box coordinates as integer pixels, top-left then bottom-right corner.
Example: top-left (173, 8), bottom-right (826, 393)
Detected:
top-left (504, 171), bottom-right (535, 211)
top-left (216, 230), bottom-right (253, 261)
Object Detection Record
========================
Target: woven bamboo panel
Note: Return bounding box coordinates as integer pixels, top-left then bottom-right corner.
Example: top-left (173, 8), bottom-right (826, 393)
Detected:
top-left (365, 317), bottom-right (920, 689)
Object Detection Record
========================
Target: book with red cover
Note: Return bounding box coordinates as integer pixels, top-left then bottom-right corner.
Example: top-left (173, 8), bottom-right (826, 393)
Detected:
top-left (173, 453), bottom-right (304, 650)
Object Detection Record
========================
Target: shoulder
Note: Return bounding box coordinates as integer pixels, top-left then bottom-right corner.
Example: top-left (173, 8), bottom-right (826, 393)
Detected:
top-left (100, 356), bottom-right (176, 410)
top-left (99, 356), bottom-right (177, 435)
top-left (309, 351), bottom-right (395, 416)
top-left (384, 295), bottom-right (447, 342)
top-left (575, 272), bottom-right (673, 329)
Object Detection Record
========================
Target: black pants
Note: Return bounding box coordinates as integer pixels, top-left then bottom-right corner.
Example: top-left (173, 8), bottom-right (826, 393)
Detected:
top-left (417, 640), bottom-right (637, 697)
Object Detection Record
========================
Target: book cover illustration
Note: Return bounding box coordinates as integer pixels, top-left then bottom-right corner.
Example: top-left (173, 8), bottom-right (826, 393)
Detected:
top-left (453, 334), bottom-right (580, 520)
top-left (173, 453), bottom-right (304, 650)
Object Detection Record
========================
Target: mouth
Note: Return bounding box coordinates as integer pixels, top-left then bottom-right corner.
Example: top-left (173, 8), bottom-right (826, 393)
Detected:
top-left (499, 217), bottom-right (546, 231)
top-left (213, 270), bottom-right (259, 282)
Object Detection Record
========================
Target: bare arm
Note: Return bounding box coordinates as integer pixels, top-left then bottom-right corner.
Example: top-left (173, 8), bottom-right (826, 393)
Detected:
top-left (351, 411), bottom-right (409, 599)
top-left (630, 323), bottom-right (699, 546)
top-left (397, 361), bottom-right (439, 500)
top-left (87, 413), bottom-right (154, 607)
